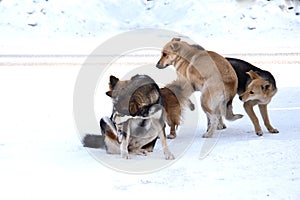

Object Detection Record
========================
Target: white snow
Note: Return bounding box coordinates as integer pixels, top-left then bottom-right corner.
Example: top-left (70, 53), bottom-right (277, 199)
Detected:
top-left (0, 0), bottom-right (300, 200)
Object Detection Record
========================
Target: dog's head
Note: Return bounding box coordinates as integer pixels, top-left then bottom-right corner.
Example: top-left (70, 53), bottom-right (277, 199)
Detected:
top-left (105, 75), bottom-right (130, 115)
top-left (156, 38), bottom-right (205, 69)
top-left (156, 38), bottom-right (182, 69)
top-left (106, 74), bottom-right (162, 117)
top-left (239, 70), bottom-right (277, 104)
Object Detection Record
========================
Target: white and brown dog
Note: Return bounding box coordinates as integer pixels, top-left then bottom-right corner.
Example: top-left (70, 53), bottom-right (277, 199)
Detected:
top-left (83, 74), bottom-right (174, 160)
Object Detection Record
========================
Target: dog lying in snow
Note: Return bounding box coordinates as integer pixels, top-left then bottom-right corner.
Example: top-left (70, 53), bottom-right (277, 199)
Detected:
top-left (83, 74), bottom-right (174, 160)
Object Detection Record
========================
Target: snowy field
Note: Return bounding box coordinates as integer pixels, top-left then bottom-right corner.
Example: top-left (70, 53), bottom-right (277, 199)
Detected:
top-left (1, 0), bottom-right (300, 200)
top-left (1, 52), bottom-right (300, 200)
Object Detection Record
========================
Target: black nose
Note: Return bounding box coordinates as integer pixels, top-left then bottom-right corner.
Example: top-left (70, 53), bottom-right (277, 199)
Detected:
top-left (156, 62), bottom-right (164, 69)
top-left (239, 96), bottom-right (242, 100)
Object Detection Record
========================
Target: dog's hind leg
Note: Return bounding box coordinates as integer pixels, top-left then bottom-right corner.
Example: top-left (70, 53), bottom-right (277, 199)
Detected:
top-left (201, 93), bottom-right (219, 138)
top-left (167, 123), bottom-right (177, 139)
top-left (217, 116), bottom-right (227, 130)
top-left (225, 99), bottom-right (243, 121)
top-left (203, 113), bottom-right (219, 138)
top-left (258, 104), bottom-right (279, 134)
top-left (142, 137), bottom-right (158, 152)
top-left (99, 117), bottom-right (120, 154)
top-left (207, 115), bottom-right (226, 131)
top-left (104, 136), bottom-right (121, 154)
top-left (120, 121), bottom-right (131, 159)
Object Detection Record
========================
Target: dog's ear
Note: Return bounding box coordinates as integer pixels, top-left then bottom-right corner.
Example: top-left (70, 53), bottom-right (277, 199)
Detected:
top-left (109, 75), bottom-right (119, 90)
top-left (170, 42), bottom-right (180, 51)
top-left (171, 37), bottom-right (181, 42)
top-left (106, 91), bottom-right (112, 97)
top-left (262, 81), bottom-right (271, 90)
top-left (247, 70), bottom-right (260, 80)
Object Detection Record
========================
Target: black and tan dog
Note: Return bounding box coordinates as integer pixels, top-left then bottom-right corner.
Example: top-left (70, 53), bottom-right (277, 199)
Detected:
top-left (226, 57), bottom-right (279, 136)
top-left (83, 74), bottom-right (174, 160)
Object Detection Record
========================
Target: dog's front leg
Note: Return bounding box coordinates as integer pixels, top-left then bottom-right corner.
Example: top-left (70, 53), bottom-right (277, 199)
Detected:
top-left (244, 101), bottom-right (262, 136)
top-left (258, 104), bottom-right (279, 134)
top-left (120, 121), bottom-right (131, 159)
top-left (159, 127), bottom-right (175, 160)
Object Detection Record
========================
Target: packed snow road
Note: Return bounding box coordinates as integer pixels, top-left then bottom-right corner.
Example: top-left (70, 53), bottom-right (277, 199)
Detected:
top-left (0, 52), bottom-right (299, 200)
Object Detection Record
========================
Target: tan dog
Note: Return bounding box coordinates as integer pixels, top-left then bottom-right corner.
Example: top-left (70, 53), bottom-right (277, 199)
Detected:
top-left (227, 57), bottom-right (279, 136)
top-left (156, 38), bottom-right (243, 138)
top-left (160, 78), bottom-right (195, 139)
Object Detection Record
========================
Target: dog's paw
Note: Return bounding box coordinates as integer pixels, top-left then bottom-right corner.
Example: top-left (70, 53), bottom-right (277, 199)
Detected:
top-left (167, 133), bottom-right (176, 139)
top-left (121, 151), bottom-right (130, 159)
top-left (164, 151), bottom-right (175, 160)
top-left (135, 149), bottom-right (148, 156)
top-left (217, 123), bottom-right (227, 130)
top-left (233, 114), bottom-right (244, 120)
top-left (269, 128), bottom-right (279, 134)
top-left (202, 132), bottom-right (213, 138)
top-left (256, 130), bottom-right (263, 136)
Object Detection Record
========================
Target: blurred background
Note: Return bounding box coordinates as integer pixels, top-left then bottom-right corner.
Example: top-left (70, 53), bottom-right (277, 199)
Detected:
top-left (0, 0), bottom-right (299, 40)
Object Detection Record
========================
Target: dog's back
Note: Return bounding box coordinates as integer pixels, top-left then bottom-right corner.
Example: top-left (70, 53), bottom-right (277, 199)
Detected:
top-left (226, 57), bottom-right (277, 95)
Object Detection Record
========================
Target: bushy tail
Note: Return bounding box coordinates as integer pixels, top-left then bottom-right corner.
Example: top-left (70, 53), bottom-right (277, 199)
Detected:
top-left (83, 134), bottom-right (105, 148)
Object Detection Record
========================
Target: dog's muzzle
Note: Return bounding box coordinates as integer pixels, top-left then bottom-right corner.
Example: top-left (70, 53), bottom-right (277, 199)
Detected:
top-left (156, 62), bottom-right (168, 69)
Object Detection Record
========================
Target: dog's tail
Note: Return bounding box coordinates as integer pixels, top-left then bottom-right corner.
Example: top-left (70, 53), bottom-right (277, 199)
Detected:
top-left (225, 99), bottom-right (243, 121)
top-left (83, 134), bottom-right (105, 148)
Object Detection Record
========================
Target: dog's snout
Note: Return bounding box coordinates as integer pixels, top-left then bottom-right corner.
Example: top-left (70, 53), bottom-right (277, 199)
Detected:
top-left (156, 62), bottom-right (164, 69)
top-left (239, 96), bottom-right (242, 100)
top-left (156, 62), bottom-right (169, 69)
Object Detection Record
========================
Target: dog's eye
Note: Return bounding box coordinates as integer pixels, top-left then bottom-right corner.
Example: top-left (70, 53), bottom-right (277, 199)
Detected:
top-left (249, 91), bottom-right (254, 94)
top-left (162, 52), bottom-right (167, 57)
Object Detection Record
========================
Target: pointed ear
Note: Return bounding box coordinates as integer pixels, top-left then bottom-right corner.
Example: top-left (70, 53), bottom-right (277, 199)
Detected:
top-left (246, 70), bottom-right (260, 80)
top-left (262, 81), bottom-right (271, 90)
top-left (109, 75), bottom-right (119, 89)
top-left (170, 42), bottom-right (180, 51)
top-left (106, 91), bottom-right (112, 97)
top-left (171, 37), bottom-right (181, 42)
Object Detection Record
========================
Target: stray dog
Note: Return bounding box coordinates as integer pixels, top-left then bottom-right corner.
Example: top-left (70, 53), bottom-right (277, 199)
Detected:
top-left (160, 78), bottom-right (195, 139)
top-left (83, 74), bottom-right (174, 160)
top-left (156, 38), bottom-right (243, 138)
top-left (226, 57), bottom-right (279, 136)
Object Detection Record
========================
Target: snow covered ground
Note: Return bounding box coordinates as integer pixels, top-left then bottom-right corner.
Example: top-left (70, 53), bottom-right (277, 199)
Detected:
top-left (0, 0), bottom-right (300, 200)
top-left (0, 61), bottom-right (299, 199)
